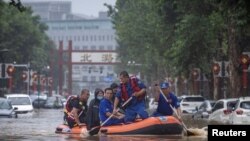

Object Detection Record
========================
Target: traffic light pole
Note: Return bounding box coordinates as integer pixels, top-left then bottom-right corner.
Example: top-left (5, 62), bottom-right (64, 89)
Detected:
top-left (0, 49), bottom-right (9, 96)
top-left (13, 62), bottom-right (30, 95)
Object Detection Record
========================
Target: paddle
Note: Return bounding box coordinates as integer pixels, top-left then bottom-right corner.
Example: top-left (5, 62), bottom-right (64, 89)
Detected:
top-left (156, 84), bottom-right (195, 136)
top-left (85, 96), bottom-right (133, 136)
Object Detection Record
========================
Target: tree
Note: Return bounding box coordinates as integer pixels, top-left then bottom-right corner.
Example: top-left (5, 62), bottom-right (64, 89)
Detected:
top-left (0, 0), bottom-right (56, 92)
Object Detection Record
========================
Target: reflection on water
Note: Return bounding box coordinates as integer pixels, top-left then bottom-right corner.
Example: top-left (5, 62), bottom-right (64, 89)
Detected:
top-left (0, 109), bottom-right (207, 141)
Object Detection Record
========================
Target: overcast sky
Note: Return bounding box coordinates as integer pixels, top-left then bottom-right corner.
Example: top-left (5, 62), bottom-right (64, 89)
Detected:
top-left (71, 0), bottom-right (116, 17)
top-left (20, 0), bottom-right (116, 17)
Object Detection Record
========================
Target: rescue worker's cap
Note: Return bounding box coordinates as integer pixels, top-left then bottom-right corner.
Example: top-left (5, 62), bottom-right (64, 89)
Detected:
top-left (160, 82), bottom-right (170, 89)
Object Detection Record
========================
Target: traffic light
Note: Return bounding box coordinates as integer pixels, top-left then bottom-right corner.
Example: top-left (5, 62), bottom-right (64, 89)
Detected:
top-left (48, 77), bottom-right (53, 86)
top-left (1, 63), bottom-right (5, 78)
top-left (21, 71), bottom-right (28, 82)
top-left (40, 76), bottom-right (46, 85)
top-left (1, 63), bottom-right (15, 78)
top-left (192, 68), bottom-right (200, 81)
top-left (6, 64), bottom-right (15, 77)
top-left (224, 61), bottom-right (230, 77)
top-left (32, 71), bottom-right (38, 82)
top-left (212, 61), bottom-right (221, 77)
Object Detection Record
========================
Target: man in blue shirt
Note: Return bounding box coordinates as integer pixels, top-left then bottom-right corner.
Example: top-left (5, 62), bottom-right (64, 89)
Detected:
top-left (152, 82), bottom-right (181, 117)
top-left (113, 71), bottom-right (148, 123)
top-left (99, 87), bottom-right (124, 126)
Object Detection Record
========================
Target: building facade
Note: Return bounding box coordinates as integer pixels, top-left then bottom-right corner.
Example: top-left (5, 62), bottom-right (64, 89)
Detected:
top-left (45, 13), bottom-right (118, 94)
top-left (22, 0), bottom-right (119, 95)
top-left (22, 0), bottom-right (72, 21)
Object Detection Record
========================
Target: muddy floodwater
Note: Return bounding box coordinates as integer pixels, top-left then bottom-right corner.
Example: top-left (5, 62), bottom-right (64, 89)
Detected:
top-left (0, 109), bottom-right (208, 141)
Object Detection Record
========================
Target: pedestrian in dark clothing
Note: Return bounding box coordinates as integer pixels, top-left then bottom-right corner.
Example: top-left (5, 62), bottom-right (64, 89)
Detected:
top-left (86, 88), bottom-right (104, 130)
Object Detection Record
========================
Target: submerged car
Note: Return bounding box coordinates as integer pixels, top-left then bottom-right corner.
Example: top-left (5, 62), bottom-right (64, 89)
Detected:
top-left (208, 98), bottom-right (237, 124)
top-left (5, 94), bottom-right (34, 114)
top-left (0, 97), bottom-right (18, 118)
top-left (44, 95), bottom-right (64, 109)
top-left (192, 100), bottom-right (216, 119)
top-left (229, 97), bottom-right (250, 124)
top-left (179, 95), bottom-right (205, 114)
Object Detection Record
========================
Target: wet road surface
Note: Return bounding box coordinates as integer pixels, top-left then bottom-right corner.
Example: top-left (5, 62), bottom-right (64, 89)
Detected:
top-left (0, 109), bottom-right (208, 141)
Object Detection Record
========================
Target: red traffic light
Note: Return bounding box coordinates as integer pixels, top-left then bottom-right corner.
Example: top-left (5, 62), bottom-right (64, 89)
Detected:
top-left (49, 78), bottom-right (53, 84)
top-left (192, 69), bottom-right (200, 80)
top-left (212, 63), bottom-right (220, 75)
top-left (6, 65), bottom-right (15, 76)
top-left (240, 54), bottom-right (249, 65)
top-left (32, 73), bottom-right (38, 81)
top-left (21, 72), bottom-right (27, 81)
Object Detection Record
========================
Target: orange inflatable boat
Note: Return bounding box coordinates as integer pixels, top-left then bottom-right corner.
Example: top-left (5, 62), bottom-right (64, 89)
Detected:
top-left (55, 116), bottom-right (183, 135)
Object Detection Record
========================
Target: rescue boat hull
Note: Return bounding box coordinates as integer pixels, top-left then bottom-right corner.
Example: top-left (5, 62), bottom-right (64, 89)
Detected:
top-left (55, 116), bottom-right (183, 135)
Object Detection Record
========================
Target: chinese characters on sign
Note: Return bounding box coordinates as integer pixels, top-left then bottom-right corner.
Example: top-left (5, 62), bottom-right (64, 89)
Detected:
top-left (80, 53), bottom-right (92, 62)
top-left (102, 53), bottom-right (113, 62)
top-left (73, 52), bottom-right (119, 63)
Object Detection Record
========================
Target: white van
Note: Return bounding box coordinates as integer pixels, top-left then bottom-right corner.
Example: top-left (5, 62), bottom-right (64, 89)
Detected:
top-left (5, 94), bottom-right (34, 114)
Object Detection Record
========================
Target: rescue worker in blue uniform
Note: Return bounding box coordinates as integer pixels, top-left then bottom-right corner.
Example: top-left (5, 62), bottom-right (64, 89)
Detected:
top-left (99, 87), bottom-right (124, 126)
top-left (151, 82), bottom-right (181, 118)
top-left (86, 88), bottom-right (104, 130)
top-left (113, 71), bottom-right (148, 123)
top-left (64, 89), bottom-right (90, 128)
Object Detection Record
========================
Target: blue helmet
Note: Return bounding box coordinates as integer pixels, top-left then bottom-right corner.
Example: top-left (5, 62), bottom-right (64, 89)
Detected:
top-left (160, 82), bottom-right (170, 89)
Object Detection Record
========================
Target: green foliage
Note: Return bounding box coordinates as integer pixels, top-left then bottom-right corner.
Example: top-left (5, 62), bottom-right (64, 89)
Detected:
top-left (109, 0), bottom-right (250, 96)
top-left (0, 1), bottom-right (55, 69)
top-left (0, 1), bottom-right (56, 91)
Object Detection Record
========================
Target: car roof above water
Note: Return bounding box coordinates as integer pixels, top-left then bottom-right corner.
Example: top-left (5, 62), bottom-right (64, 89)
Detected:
top-left (5, 94), bottom-right (30, 98)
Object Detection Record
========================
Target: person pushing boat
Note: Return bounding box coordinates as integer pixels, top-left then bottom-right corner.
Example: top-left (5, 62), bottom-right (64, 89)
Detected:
top-left (151, 82), bottom-right (181, 118)
top-left (64, 89), bottom-right (90, 129)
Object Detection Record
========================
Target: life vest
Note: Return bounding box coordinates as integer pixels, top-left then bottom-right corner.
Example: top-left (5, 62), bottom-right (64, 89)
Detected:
top-left (64, 95), bottom-right (83, 121)
top-left (121, 76), bottom-right (146, 101)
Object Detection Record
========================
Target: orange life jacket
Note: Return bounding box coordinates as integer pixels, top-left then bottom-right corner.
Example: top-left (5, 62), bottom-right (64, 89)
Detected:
top-left (121, 76), bottom-right (146, 101)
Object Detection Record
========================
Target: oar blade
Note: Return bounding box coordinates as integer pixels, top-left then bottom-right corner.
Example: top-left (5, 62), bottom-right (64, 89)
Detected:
top-left (186, 129), bottom-right (196, 136)
top-left (88, 126), bottom-right (101, 136)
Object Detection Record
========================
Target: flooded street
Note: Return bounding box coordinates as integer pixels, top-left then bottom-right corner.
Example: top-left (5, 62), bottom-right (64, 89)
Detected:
top-left (0, 109), bottom-right (208, 141)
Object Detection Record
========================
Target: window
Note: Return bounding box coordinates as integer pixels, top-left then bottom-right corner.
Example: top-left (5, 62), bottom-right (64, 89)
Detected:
top-left (8, 97), bottom-right (31, 105)
top-left (212, 101), bottom-right (224, 112)
top-left (99, 45), bottom-right (104, 50)
top-left (82, 76), bottom-right (88, 81)
top-left (82, 46), bottom-right (88, 50)
top-left (227, 101), bottom-right (237, 109)
top-left (240, 101), bottom-right (250, 109)
top-left (99, 76), bottom-right (104, 81)
top-left (90, 76), bottom-right (96, 82)
top-left (107, 45), bottom-right (113, 50)
top-left (182, 97), bottom-right (205, 102)
top-left (91, 45), bottom-right (96, 50)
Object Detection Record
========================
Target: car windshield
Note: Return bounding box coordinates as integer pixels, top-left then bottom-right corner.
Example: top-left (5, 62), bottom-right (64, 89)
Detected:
top-left (240, 101), bottom-right (250, 109)
top-left (210, 102), bottom-right (216, 107)
top-left (227, 101), bottom-right (237, 109)
top-left (0, 99), bottom-right (12, 109)
top-left (183, 97), bottom-right (204, 102)
top-left (8, 97), bottom-right (31, 105)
